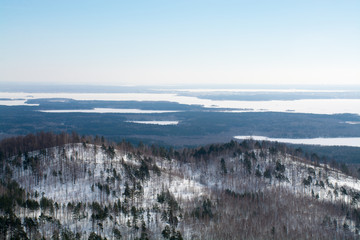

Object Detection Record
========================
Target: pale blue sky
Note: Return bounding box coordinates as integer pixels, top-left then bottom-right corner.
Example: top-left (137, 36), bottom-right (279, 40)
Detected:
top-left (0, 0), bottom-right (359, 86)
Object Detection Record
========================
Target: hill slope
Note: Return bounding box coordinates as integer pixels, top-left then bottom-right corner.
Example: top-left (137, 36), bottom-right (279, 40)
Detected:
top-left (1, 135), bottom-right (360, 239)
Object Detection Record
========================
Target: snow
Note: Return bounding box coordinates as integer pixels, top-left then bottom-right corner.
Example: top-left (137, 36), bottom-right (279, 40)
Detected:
top-left (125, 121), bottom-right (179, 125)
top-left (328, 175), bottom-right (360, 192)
top-left (38, 108), bottom-right (180, 114)
top-left (6, 142), bottom-right (360, 238)
top-left (11, 143), bottom-right (360, 209)
top-left (345, 121), bottom-right (360, 125)
top-left (13, 143), bottom-right (208, 207)
top-left (0, 99), bottom-right (39, 106)
top-left (165, 88), bottom-right (351, 93)
top-left (1, 91), bottom-right (360, 115)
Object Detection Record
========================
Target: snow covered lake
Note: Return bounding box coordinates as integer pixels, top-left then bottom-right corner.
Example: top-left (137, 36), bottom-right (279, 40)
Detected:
top-left (0, 99), bottom-right (39, 106)
top-left (234, 136), bottom-right (360, 147)
top-left (38, 108), bottom-right (180, 114)
top-left (125, 121), bottom-right (179, 125)
top-left (1, 91), bottom-right (360, 115)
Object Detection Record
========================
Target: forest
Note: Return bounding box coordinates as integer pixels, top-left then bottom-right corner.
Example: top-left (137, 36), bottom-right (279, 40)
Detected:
top-left (1, 132), bottom-right (360, 239)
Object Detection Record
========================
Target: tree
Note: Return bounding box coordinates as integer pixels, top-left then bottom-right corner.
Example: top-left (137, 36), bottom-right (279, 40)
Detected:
top-left (88, 232), bottom-right (103, 240)
top-left (275, 161), bottom-right (285, 173)
top-left (244, 157), bottom-right (251, 174)
top-left (162, 225), bottom-right (171, 239)
top-left (25, 199), bottom-right (40, 211)
top-left (24, 217), bottom-right (38, 239)
top-left (264, 168), bottom-right (272, 179)
top-left (7, 215), bottom-right (28, 240)
top-left (0, 216), bottom-right (8, 239)
top-left (113, 228), bottom-right (122, 239)
top-left (123, 181), bottom-right (131, 198)
top-left (220, 158), bottom-right (227, 175)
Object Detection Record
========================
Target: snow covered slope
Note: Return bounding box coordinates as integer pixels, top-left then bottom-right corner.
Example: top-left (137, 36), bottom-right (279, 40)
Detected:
top-left (2, 140), bottom-right (360, 239)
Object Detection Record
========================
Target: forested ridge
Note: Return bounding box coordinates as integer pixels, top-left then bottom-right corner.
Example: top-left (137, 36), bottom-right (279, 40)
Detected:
top-left (1, 132), bottom-right (360, 239)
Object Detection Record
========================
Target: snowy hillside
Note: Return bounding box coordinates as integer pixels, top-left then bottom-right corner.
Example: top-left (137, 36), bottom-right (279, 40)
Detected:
top-left (1, 135), bottom-right (360, 239)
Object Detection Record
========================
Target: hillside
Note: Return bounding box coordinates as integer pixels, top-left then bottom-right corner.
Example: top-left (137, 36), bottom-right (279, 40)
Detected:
top-left (1, 133), bottom-right (360, 239)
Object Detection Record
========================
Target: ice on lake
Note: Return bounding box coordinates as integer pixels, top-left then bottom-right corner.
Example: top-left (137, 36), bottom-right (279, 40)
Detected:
top-left (125, 121), bottom-right (179, 125)
top-left (1, 91), bottom-right (360, 115)
top-left (39, 108), bottom-right (179, 114)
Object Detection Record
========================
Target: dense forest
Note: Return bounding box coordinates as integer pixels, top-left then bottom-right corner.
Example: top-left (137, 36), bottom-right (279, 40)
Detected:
top-left (1, 132), bottom-right (360, 239)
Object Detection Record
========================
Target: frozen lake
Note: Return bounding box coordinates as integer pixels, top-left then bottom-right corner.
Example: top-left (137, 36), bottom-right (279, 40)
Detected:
top-left (234, 136), bottom-right (360, 147)
top-left (167, 88), bottom-right (352, 93)
top-left (0, 99), bottom-right (39, 106)
top-left (1, 91), bottom-right (360, 115)
top-left (125, 121), bottom-right (179, 125)
top-left (39, 108), bottom-right (180, 114)
top-left (1, 88), bottom-right (360, 151)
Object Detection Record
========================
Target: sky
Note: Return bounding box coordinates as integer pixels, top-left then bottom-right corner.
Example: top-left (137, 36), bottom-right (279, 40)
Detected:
top-left (0, 0), bottom-right (359, 86)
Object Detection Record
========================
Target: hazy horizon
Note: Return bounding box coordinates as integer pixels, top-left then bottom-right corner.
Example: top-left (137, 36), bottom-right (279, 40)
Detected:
top-left (1, 81), bottom-right (360, 90)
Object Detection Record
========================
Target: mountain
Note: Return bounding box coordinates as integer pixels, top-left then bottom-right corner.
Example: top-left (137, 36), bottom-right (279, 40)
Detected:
top-left (1, 133), bottom-right (360, 239)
